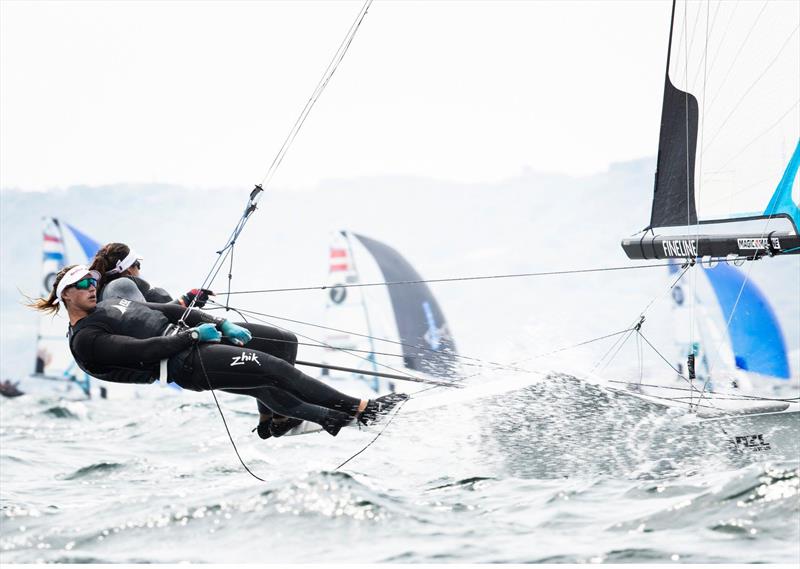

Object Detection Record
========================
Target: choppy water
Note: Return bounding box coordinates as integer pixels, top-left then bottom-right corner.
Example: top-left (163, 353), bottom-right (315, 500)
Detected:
top-left (1, 376), bottom-right (799, 564)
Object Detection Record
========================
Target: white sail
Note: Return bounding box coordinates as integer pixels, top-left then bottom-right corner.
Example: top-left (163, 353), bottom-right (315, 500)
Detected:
top-left (667, 0), bottom-right (799, 228)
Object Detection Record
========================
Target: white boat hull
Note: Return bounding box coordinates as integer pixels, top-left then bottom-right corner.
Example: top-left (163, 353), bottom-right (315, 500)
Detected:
top-left (698, 407), bottom-right (800, 459)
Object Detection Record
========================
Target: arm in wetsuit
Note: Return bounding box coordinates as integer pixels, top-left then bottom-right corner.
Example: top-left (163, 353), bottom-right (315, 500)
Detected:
top-left (143, 302), bottom-right (224, 328)
top-left (71, 325), bottom-right (196, 369)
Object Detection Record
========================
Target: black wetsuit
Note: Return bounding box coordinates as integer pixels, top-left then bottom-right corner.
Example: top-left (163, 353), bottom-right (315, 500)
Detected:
top-left (68, 299), bottom-right (360, 427)
top-left (99, 276), bottom-right (300, 417)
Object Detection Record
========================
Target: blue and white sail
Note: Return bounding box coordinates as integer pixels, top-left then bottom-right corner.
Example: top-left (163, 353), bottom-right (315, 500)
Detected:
top-left (666, 260), bottom-right (790, 397)
top-left (34, 217), bottom-right (101, 391)
top-left (623, 0), bottom-right (800, 259)
top-left (319, 230), bottom-right (458, 396)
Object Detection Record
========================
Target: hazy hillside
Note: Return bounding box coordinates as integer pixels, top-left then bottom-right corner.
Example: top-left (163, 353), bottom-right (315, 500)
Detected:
top-left (2, 158), bottom-right (798, 384)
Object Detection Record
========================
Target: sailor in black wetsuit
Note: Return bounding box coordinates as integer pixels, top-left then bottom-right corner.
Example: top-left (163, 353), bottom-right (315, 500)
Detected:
top-left (89, 242), bottom-right (305, 438)
top-left (29, 264), bottom-right (408, 437)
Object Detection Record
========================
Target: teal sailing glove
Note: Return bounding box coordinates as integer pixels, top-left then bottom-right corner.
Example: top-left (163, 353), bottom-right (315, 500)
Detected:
top-left (220, 320), bottom-right (252, 347)
top-left (189, 323), bottom-right (222, 343)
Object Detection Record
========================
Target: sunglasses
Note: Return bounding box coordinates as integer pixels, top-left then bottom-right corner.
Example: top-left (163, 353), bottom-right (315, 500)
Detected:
top-left (71, 277), bottom-right (98, 290)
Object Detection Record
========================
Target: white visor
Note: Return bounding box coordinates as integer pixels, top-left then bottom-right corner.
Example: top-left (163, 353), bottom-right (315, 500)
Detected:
top-left (54, 265), bottom-right (101, 304)
top-left (105, 249), bottom-right (142, 276)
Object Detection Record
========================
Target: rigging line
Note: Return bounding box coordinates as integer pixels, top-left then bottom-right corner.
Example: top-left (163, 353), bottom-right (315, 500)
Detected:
top-left (607, 380), bottom-right (799, 402)
top-left (206, 300), bottom-right (527, 373)
top-left (689, 0), bottom-right (722, 92)
top-left (219, 302), bottom-right (460, 390)
top-left (637, 331), bottom-right (714, 402)
top-left (684, 0), bottom-right (706, 78)
top-left (208, 301), bottom-right (638, 379)
top-left (704, 0), bottom-right (740, 86)
top-left (512, 328), bottom-right (635, 368)
top-left (692, 0), bottom-right (712, 371)
top-left (195, 345), bottom-right (267, 483)
top-left (221, 262), bottom-right (685, 296)
top-left (708, 98), bottom-right (800, 180)
top-left (180, 188), bottom-right (262, 325)
top-left (405, 328), bottom-right (642, 400)
top-left (336, 395), bottom-right (411, 471)
top-left (665, 394), bottom-right (797, 403)
top-left (703, 23), bottom-right (799, 154)
top-left (591, 263), bottom-right (690, 373)
top-left (636, 330), bottom-right (644, 387)
top-left (189, 1), bottom-right (373, 318)
top-left (597, 327), bottom-right (638, 374)
top-left (609, 388), bottom-right (725, 413)
top-left (239, 336), bottom-right (506, 372)
top-left (704, 0), bottom-right (769, 113)
top-left (411, 328), bottom-right (642, 401)
top-left (260, 0), bottom-right (373, 189)
top-left (225, 241), bottom-right (236, 311)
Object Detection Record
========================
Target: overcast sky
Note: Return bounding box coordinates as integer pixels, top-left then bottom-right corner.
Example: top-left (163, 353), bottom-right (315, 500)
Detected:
top-left (1, 0), bottom-right (671, 191)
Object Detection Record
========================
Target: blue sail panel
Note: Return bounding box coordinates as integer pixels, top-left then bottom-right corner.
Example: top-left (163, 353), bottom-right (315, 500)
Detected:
top-left (64, 223), bottom-right (102, 261)
top-left (702, 264), bottom-right (790, 379)
top-left (763, 139), bottom-right (800, 228)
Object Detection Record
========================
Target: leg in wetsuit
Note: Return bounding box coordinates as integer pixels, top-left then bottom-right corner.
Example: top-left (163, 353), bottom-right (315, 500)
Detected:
top-left (173, 341), bottom-right (360, 435)
top-left (232, 322), bottom-right (297, 418)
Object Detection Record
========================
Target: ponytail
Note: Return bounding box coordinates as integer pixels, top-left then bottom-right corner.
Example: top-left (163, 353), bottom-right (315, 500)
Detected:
top-left (89, 242), bottom-right (130, 295)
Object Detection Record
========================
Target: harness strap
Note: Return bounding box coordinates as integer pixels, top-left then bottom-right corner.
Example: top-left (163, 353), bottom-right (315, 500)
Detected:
top-left (158, 323), bottom-right (182, 387)
top-left (159, 359), bottom-right (169, 388)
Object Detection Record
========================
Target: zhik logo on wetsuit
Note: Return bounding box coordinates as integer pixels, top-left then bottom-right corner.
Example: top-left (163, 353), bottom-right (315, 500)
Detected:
top-left (230, 352), bottom-right (261, 367)
top-left (112, 298), bottom-right (131, 315)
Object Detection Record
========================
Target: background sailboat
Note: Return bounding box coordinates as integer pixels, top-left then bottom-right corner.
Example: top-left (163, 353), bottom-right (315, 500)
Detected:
top-left (316, 230), bottom-right (459, 397)
top-left (27, 217), bottom-right (102, 398)
top-left (613, 0), bottom-right (799, 458)
top-left (288, 230), bottom-right (460, 434)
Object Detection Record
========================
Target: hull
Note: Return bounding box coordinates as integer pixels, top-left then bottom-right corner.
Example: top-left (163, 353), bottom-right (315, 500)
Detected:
top-left (698, 407), bottom-right (799, 459)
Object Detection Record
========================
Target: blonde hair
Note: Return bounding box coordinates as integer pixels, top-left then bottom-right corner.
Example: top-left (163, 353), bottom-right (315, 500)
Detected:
top-left (26, 264), bottom-right (77, 315)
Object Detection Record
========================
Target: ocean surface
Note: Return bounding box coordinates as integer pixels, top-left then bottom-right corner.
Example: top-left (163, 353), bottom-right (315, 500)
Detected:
top-left (2, 375), bottom-right (798, 564)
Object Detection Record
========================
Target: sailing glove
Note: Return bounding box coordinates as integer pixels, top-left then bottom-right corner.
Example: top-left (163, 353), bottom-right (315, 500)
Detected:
top-left (178, 288), bottom-right (214, 308)
top-left (220, 320), bottom-right (252, 347)
top-left (190, 323), bottom-right (222, 343)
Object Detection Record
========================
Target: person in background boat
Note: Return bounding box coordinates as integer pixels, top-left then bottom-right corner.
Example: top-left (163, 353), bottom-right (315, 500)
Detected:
top-left (89, 242), bottom-right (307, 438)
top-left (27, 265), bottom-right (408, 437)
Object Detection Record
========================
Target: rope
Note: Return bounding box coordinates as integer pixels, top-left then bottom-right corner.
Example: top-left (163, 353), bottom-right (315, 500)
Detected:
top-left (195, 345), bottom-right (268, 483)
top-left (607, 379), bottom-right (800, 402)
top-left (220, 262), bottom-right (687, 296)
top-left (335, 396), bottom-right (411, 470)
top-left (206, 300), bottom-right (532, 374)
top-left (260, 0), bottom-right (373, 189)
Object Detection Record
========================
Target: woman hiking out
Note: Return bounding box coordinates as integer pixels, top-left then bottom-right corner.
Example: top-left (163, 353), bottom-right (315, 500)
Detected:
top-left (89, 242), bottom-right (307, 438)
top-left (28, 264), bottom-right (407, 439)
